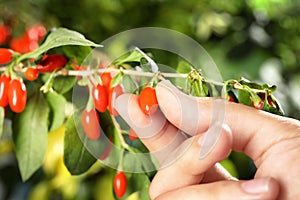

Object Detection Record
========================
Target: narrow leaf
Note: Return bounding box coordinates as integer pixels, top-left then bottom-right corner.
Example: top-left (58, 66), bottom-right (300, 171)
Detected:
top-left (46, 91), bottom-right (67, 131)
top-left (112, 49), bottom-right (145, 66)
top-left (64, 114), bottom-right (96, 175)
top-left (13, 91), bottom-right (49, 181)
top-left (17, 28), bottom-right (102, 62)
top-left (110, 72), bottom-right (124, 88)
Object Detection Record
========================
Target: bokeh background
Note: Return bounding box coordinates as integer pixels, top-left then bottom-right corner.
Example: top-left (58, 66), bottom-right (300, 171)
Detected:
top-left (1, 0), bottom-right (300, 199)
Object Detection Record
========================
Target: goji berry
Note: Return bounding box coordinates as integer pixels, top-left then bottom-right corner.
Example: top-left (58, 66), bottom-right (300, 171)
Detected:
top-left (36, 54), bottom-right (68, 73)
top-left (113, 171), bottom-right (127, 198)
top-left (8, 79), bottom-right (27, 113)
top-left (24, 68), bottom-right (39, 81)
top-left (100, 72), bottom-right (112, 94)
top-left (0, 73), bottom-right (11, 107)
top-left (139, 86), bottom-right (158, 115)
top-left (81, 108), bottom-right (100, 140)
top-left (92, 83), bottom-right (108, 113)
top-left (0, 48), bottom-right (13, 65)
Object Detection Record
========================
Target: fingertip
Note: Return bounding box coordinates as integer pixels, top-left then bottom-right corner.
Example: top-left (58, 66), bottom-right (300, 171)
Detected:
top-left (241, 177), bottom-right (280, 199)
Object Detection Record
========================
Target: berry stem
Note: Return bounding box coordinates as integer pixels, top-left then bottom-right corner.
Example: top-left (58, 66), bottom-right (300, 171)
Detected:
top-left (111, 116), bottom-right (130, 150)
top-left (111, 116), bottom-right (137, 153)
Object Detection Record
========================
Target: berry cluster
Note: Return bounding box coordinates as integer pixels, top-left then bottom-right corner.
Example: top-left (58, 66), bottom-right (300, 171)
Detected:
top-left (79, 71), bottom-right (159, 198)
top-left (81, 72), bottom-right (125, 140)
top-left (10, 25), bottom-right (46, 54)
top-left (0, 23), bottom-right (46, 54)
top-left (0, 25), bottom-right (72, 113)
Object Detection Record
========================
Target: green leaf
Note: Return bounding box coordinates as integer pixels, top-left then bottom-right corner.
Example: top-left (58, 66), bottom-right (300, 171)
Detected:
top-left (110, 71), bottom-right (124, 88)
top-left (121, 75), bottom-right (137, 94)
top-left (140, 57), bottom-right (151, 72)
top-left (188, 70), bottom-right (208, 97)
top-left (112, 49), bottom-right (145, 66)
top-left (176, 60), bottom-right (192, 74)
top-left (13, 91), bottom-right (49, 181)
top-left (16, 28), bottom-right (102, 63)
top-left (63, 45), bottom-right (92, 65)
top-left (239, 77), bottom-right (263, 90)
top-left (222, 80), bottom-right (235, 98)
top-left (220, 158), bottom-right (239, 178)
top-left (237, 89), bottom-right (252, 106)
top-left (0, 107), bottom-right (4, 138)
top-left (64, 114), bottom-right (96, 175)
top-left (46, 91), bottom-right (67, 131)
top-left (53, 75), bottom-right (76, 94)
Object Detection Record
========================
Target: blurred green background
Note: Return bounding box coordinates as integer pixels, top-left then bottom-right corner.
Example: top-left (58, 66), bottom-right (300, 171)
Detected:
top-left (1, 0), bottom-right (300, 199)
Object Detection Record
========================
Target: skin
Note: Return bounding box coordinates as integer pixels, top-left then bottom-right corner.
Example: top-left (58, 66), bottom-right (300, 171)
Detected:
top-left (115, 80), bottom-right (300, 200)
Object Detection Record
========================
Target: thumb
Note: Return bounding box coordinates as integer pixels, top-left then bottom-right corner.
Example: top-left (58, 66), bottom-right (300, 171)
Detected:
top-left (155, 178), bottom-right (280, 200)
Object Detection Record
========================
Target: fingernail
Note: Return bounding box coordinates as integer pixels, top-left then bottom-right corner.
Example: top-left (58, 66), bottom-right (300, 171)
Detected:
top-left (198, 122), bottom-right (225, 159)
top-left (241, 178), bottom-right (270, 194)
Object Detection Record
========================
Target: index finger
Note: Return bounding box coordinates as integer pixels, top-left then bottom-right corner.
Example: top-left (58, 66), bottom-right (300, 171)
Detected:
top-left (155, 80), bottom-right (299, 162)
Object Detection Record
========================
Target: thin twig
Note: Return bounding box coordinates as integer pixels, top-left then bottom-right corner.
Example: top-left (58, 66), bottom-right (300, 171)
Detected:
top-left (1, 65), bottom-right (226, 86)
top-left (111, 116), bottom-right (130, 150)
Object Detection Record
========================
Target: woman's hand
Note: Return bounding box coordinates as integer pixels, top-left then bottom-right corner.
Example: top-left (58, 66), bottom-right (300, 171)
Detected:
top-left (115, 80), bottom-right (300, 199)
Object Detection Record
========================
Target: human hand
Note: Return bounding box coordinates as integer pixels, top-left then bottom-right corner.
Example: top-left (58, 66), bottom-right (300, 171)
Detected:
top-left (115, 80), bottom-right (300, 200)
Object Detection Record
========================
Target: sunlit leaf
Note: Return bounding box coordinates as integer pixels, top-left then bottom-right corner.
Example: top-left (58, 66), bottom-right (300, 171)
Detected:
top-left (112, 49), bottom-right (145, 66)
top-left (16, 28), bottom-right (101, 63)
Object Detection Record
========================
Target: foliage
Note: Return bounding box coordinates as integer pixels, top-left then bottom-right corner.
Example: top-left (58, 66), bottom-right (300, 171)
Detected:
top-left (0, 0), bottom-right (300, 199)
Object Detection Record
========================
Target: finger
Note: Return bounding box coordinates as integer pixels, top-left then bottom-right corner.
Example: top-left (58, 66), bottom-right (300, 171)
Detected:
top-left (149, 123), bottom-right (232, 199)
top-left (155, 80), bottom-right (298, 162)
top-left (115, 93), bottom-right (187, 163)
top-left (115, 93), bottom-right (234, 182)
top-left (155, 178), bottom-right (280, 200)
